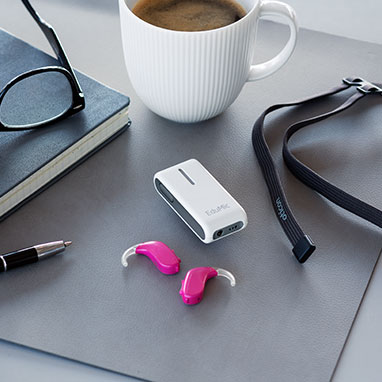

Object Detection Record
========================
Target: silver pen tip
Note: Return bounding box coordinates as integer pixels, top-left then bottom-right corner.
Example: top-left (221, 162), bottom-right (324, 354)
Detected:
top-left (64, 241), bottom-right (72, 247)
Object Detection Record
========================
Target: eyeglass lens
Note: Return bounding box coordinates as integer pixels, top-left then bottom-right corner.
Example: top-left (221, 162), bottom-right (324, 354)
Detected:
top-left (0, 71), bottom-right (73, 128)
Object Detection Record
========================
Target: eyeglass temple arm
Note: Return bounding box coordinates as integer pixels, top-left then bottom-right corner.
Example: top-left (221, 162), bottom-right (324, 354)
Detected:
top-left (21, 0), bottom-right (83, 95)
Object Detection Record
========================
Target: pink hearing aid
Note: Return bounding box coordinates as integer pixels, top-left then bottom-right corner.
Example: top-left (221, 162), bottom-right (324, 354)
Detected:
top-left (121, 241), bottom-right (181, 275)
top-left (179, 267), bottom-right (236, 305)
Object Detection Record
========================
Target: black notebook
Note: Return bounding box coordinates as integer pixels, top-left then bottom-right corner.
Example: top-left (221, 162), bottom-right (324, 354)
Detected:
top-left (0, 28), bottom-right (130, 221)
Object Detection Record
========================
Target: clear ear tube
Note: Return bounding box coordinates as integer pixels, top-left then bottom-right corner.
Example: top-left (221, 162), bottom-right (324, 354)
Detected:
top-left (121, 245), bottom-right (139, 267)
top-left (216, 268), bottom-right (236, 287)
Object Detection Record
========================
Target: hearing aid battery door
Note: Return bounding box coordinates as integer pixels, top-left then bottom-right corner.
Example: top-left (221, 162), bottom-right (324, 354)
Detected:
top-left (154, 159), bottom-right (248, 243)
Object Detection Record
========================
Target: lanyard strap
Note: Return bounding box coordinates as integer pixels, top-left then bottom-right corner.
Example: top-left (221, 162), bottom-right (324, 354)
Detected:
top-left (252, 77), bottom-right (382, 263)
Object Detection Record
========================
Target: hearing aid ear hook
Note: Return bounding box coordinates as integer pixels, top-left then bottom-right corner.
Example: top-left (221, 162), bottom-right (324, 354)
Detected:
top-left (179, 267), bottom-right (236, 305)
top-left (121, 241), bottom-right (181, 275)
top-left (121, 245), bottom-right (139, 268)
top-left (216, 268), bottom-right (236, 287)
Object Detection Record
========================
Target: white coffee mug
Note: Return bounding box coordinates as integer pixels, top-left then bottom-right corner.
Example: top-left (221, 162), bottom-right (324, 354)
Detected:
top-left (119, 0), bottom-right (298, 123)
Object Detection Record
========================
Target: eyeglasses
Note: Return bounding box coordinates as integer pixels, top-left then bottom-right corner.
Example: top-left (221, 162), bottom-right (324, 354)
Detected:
top-left (0, 0), bottom-right (85, 131)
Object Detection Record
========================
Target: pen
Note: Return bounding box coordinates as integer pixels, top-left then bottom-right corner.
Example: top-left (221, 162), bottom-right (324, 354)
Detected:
top-left (0, 240), bottom-right (72, 272)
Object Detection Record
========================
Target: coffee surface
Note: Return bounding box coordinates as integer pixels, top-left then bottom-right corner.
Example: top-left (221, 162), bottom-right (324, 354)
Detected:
top-left (132, 0), bottom-right (247, 31)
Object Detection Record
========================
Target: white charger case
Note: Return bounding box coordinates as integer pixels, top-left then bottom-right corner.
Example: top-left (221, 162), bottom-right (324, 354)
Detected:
top-left (154, 159), bottom-right (248, 243)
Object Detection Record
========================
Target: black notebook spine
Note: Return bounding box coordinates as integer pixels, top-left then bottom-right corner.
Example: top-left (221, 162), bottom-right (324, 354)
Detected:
top-left (0, 121), bottom-right (130, 222)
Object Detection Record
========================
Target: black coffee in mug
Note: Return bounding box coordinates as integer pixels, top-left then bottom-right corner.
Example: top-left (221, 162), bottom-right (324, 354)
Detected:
top-left (132, 0), bottom-right (247, 32)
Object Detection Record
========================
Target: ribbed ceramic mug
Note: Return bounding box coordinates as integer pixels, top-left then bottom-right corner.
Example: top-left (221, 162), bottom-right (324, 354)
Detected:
top-left (119, 0), bottom-right (298, 123)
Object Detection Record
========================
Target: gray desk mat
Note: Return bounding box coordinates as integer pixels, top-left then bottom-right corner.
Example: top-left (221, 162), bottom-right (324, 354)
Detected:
top-left (1, 3), bottom-right (382, 381)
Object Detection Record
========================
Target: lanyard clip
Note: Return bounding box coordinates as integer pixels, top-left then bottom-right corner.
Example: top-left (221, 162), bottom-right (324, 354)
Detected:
top-left (343, 77), bottom-right (382, 95)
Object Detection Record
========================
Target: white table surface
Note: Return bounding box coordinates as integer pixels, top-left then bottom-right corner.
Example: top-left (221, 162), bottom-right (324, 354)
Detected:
top-left (0, 0), bottom-right (381, 381)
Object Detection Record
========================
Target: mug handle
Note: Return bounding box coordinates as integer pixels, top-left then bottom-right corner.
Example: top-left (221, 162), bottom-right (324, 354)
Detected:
top-left (247, 0), bottom-right (298, 81)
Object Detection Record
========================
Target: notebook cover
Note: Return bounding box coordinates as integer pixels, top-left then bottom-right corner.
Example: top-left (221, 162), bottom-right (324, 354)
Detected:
top-left (0, 6), bottom-right (381, 382)
top-left (0, 28), bottom-right (130, 218)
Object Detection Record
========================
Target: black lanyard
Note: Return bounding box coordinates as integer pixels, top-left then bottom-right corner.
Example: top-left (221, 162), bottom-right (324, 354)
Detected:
top-left (252, 77), bottom-right (382, 263)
